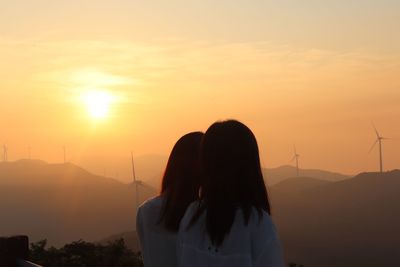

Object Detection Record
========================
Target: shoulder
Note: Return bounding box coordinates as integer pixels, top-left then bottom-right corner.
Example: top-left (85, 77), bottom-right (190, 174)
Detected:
top-left (140, 195), bottom-right (163, 209)
top-left (247, 208), bottom-right (277, 237)
top-left (138, 196), bottom-right (164, 216)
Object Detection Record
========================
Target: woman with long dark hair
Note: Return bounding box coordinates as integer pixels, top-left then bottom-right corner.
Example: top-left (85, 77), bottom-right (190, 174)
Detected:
top-left (136, 131), bottom-right (204, 267)
top-left (178, 120), bottom-right (285, 267)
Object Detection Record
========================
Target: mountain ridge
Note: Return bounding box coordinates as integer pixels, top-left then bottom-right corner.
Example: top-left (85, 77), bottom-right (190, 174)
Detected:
top-left (271, 169), bottom-right (400, 267)
top-left (2, 159), bottom-right (398, 267)
top-left (0, 160), bottom-right (124, 186)
top-left (0, 160), bottom-right (156, 247)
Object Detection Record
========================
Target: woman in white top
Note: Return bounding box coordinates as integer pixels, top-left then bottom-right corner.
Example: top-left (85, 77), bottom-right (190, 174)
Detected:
top-left (178, 120), bottom-right (286, 267)
top-left (136, 131), bottom-right (204, 267)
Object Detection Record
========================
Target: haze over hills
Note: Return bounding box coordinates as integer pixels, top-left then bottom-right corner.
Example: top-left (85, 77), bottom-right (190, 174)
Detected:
top-left (130, 154), bottom-right (167, 189)
top-left (270, 170), bottom-right (400, 267)
top-left (143, 163), bottom-right (350, 190)
top-left (0, 159), bottom-right (123, 186)
top-left (0, 160), bottom-right (156, 247)
top-left (263, 165), bottom-right (349, 185)
top-left (270, 176), bottom-right (331, 196)
top-left (2, 159), bottom-right (398, 267)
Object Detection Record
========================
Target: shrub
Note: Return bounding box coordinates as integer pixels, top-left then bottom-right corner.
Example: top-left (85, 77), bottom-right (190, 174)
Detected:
top-left (29, 239), bottom-right (143, 267)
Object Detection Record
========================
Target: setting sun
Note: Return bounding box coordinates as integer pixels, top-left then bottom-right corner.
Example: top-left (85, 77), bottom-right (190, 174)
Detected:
top-left (83, 91), bottom-right (113, 119)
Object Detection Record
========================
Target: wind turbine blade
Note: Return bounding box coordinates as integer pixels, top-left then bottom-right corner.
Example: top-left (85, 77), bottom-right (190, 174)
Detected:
top-left (131, 151), bottom-right (137, 183)
top-left (368, 139), bottom-right (378, 153)
top-left (371, 122), bottom-right (380, 138)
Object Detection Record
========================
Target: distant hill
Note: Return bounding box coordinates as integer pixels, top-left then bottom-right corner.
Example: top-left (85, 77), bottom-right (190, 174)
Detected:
top-left (143, 164), bottom-right (349, 191)
top-left (270, 170), bottom-right (400, 267)
top-left (0, 160), bottom-right (157, 247)
top-left (270, 176), bottom-right (331, 196)
top-left (263, 165), bottom-right (349, 185)
top-left (0, 160), bottom-right (123, 186)
top-left (3, 159), bottom-right (398, 266)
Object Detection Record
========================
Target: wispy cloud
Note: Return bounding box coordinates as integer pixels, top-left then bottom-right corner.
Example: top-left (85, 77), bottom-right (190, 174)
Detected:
top-left (1, 37), bottom-right (399, 109)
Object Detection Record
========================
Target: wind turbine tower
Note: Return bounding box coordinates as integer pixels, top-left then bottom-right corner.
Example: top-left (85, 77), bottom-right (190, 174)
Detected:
top-left (131, 152), bottom-right (141, 213)
top-left (63, 146), bottom-right (66, 164)
top-left (3, 144), bottom-right (8, 162)
top-left (369, 125), bottom-right (389, 173)
top-left (291, 146), bottom-right (300, 177)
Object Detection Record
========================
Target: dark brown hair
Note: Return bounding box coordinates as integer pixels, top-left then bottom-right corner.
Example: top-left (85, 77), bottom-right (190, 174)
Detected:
top-left (190, 120), bottom-right (270, 246)
top-left (158, 131), bottom-right (204, 232)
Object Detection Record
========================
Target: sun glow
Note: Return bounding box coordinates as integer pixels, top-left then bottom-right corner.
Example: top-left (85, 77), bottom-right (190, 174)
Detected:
top-left (83, 91), bottom-right (113, 119)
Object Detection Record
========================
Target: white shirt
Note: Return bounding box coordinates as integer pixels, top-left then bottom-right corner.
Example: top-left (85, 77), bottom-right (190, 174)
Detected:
top-left (177, 203), bottom-right (286, 267)
top-left (136, 196), bottom-right (178, 267)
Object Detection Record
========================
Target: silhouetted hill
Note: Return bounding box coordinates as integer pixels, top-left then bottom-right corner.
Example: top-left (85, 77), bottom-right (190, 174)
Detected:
top-left (0, 160), bottom-right (122, 186)
top-left (263, 165), bottom-right (349, 185)
top-left (3, 159), bottom-right (398, 266)
top-left (271, 177), bottom-right (331, 195)
top-left (271, 170), bottom-right (400, 267)
top-left (0, 160), bottom-right (157, 247)
top-left (144, 164), bottom-right (349, 191)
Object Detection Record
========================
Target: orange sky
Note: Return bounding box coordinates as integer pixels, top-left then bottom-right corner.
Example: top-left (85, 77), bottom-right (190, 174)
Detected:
top-left (1, 1), bottom-right (400, 182)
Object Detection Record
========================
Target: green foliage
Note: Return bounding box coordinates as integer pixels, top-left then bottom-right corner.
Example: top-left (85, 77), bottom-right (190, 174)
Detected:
top-left (29, 238), bottom-right (143, 267)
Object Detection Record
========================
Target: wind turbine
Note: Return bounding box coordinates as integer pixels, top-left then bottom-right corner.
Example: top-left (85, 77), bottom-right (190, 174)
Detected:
top-left (3, 144), bottom-right (8, 162)
top-left (369, 124), bottom-right (389, 173)
top-left (291, 145), bottom-right (300, 177)
top-left (131, 152), bottom-right (143, 213)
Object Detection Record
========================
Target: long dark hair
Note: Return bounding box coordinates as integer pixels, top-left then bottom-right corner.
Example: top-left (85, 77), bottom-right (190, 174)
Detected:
top-left (190, 120), bottom-right (270, 246)
top-left (158, 131), bottom-right (204, 232)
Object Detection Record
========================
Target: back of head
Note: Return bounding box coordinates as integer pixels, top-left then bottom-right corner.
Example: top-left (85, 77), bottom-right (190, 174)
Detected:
top-left (159, 131), bottom-right (204, 232)
top-left (191, 120), bottom-right (270, 246)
